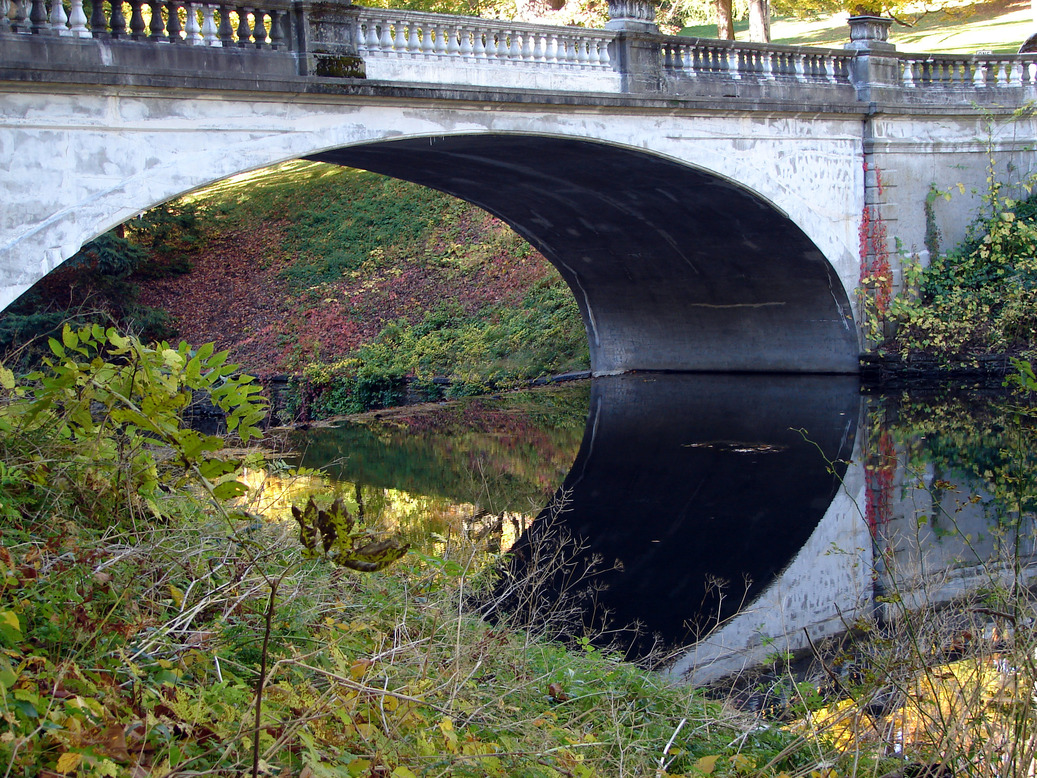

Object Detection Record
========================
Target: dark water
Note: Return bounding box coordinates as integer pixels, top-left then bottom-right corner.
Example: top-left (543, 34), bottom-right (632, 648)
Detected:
top-left (293, 376), bottom-right (1037, 680)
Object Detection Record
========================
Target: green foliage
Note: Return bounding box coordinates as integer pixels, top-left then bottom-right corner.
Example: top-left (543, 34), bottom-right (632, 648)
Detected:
top-left (0, 323), bottom-right (267, 524)
top-left (297, 280), bottom-right (588, 418)
top-left (292, 496), bottom-right (409, 571)
top-left (886, 186), bottom-right (1037, 361)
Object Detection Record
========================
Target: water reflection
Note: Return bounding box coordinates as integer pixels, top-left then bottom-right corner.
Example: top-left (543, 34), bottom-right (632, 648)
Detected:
top-left (499, 374), bottom-right (860, 662)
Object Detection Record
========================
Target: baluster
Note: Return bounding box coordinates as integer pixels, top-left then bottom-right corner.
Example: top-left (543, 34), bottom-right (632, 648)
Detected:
top-left (761, 50), bottom-right (775, 80)
top-left (29, 0), bottom-right (46, 32)
top-left (128, 0), bottom-right (146, 38)
top-left (526, 31), bottom-right (543, 61)
top-left (996, 59), bottom-right (1008, 86)
top-left (362, 19), bottom-right (377, 52)
top-left (724, 48), bottom-right (737, 78)
top-left (473, 28), bottom-right (486, 58)
top-left (48, 0), bottom-right (68, 34)
top-left (11, 0), bottom-right (30, 32)
top-left (969, 59), bottom-right (984, 87)
top-left (543, 33), bottom-right (558, 63)
top-left (183, 0), bottom-right (200, 41)
top-left (590, 37), bottom-right (604, 66)
top-left (598, 36), bottom-right (610, 67)
top-left (446, 23), bottom-right (460, 56)
top-left (88, 0), bottom-right (106, 35)
top-left (11, 0), bottom-right (28, 30)
top-left (235, 5), bottom-right (250, 45)
top-left (377, 17), bottom-right (391, 51)
top-left (269, 6), bottom-right (283, 48)
top-left (507, 29), bottom-right (520, 60)
top-left (1010, 60), bottom-right (1023, 86)
top-left (66, 0), bottom-right (89, 35)
top-left (458, 25), bottom-right (472, 58)
top-left (404, 19), bottom-right (418, 54)
top-left (200, 3), bottom-right (217, 43)
top-left (253, 8), bottom-right (266, 46)
top-left (419, 20), bottom-right (433, 55)
top-left (147, 0), bottom-right (163, 38)
top-left (428, 21), bottom-right (443, 55)
top-left (519, 29), bottom-right (532, 60)
top-left (495, 29), bottom-right (508, 60)
top-left (216, 2), bottom-right (232, 44)
top-left (168, 0), bottom-right (183, 39)
top-left (109, 0), bottom-right (126, 35)
top-left (900, 59), bottom-right (914, 87)
top-left (794, 52), bottom-right (806, 80)
top-left (575, 37), bottom-right (588, 66)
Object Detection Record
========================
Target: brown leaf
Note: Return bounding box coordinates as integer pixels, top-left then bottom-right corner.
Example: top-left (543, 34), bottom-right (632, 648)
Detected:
top-left (547, 682), bottom-right (570, 702)
top-left (101, 724), bottom-right (132, 763)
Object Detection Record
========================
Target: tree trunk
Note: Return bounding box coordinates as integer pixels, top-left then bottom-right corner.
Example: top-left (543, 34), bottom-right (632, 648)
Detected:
top-left (748, 0), bottom-right (770, 42)
top-left (715, 0), bottom-right (734, 39)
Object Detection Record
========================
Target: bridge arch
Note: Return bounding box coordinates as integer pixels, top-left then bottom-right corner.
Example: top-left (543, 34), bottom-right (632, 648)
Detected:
top-left (1, 92), bottom-right (862, 372)
top-left (311, 134), bottom-right (858, 373)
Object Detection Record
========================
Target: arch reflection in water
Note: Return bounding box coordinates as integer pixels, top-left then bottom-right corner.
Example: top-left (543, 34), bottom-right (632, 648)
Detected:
top-left (492, 373), bottom-right (861, 668)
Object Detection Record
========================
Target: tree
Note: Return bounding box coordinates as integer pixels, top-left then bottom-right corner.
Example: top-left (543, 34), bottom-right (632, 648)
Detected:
top-left (714, 0), bottom-right (733, 39)
top-left (748, 0), bottom-right (769, 41)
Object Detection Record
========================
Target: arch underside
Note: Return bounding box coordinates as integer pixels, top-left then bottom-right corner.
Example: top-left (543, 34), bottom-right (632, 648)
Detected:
top-left (311, 135), bottom-right (859, 375)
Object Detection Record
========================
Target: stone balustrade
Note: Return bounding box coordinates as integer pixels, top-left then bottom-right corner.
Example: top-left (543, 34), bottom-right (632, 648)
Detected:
top-left (1, 0), bottom-right (295, 47)
top-left (357, 8), bottom-right (613, 70)
top-left (3, 0), bottom-right (1037, 105)
top-left (661, 37), bottom-right (853, 84)
top-left (898, 53), bottom-right (1037, 88)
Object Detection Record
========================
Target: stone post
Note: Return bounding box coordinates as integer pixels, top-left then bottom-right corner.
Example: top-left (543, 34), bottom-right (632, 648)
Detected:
top-left (301, 0), bottom-right (364, 78)
top-left (845, 15), bottom-right (899, 104)
top-left (606, 0), bottom-right (661, 93)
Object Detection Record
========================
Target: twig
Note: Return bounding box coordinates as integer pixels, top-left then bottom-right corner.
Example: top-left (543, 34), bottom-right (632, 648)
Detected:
top-left (655, 717), bottom-right (686, 778)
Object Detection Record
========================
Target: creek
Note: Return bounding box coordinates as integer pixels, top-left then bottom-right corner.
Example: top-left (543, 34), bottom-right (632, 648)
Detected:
top-left (289, 375), bottom-right (1037, 684)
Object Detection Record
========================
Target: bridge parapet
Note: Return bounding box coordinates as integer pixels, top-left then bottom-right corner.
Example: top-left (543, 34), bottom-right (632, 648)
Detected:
top-left (2, 0), bottom-right (297, 48)
top-left (355, 8), bottom-right (618, 91)
top-left (661, 36), bottom-right (853, 85)
top-left (3, 0), bottom-right (1037, 107)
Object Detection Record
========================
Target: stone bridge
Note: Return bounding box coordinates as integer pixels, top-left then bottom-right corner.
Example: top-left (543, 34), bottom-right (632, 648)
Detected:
top-left (2, 0), bottom-right (1037, 373)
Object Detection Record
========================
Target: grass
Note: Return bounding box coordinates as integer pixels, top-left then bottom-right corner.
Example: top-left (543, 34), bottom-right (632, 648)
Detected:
top-left (682, 0), bottom-right (1035, 54)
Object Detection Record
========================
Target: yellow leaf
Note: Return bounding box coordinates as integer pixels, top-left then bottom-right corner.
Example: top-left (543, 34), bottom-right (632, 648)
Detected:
top-left (0, 365), bottom-right (13, 391)
top-left (168, 585), bottom-right (185, 608)
top-left (695, 754), bottom-right (720, 774)
top-left (731, 753), bottom-right (755, 771)
top-left (391, 768), bottom-right (418, 778)
top-left (56, 752), bottom-right (82, 774)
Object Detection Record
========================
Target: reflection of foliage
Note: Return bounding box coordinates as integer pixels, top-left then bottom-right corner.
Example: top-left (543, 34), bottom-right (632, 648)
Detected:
top-left (877, 390), bottom-right (1037, 519)
top-left (291, 497), bottom-right (409, 571)
top-left (295, 384), bottom-right (589, 514)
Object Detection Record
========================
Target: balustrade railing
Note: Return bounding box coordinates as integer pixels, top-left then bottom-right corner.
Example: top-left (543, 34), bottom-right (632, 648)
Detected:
top-left (1, 0), bottom-right (294, 47)
top-left (356, 8), bottom-right (613, 71)
top-left (899, 53), bottom-right (1037, 89)
top-left (661, 36), bottom-right (853, 85)
top-left (4, 0), bottom-right (1037, 103)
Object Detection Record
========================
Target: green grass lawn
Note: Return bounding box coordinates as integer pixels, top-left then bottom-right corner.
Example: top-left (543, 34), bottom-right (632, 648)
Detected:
top-left (682, 0), bottom-right (1035, 54)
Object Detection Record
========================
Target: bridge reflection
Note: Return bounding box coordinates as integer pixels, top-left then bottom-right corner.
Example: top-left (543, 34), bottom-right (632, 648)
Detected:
top-left (495, 373), bottom-right (861, 666)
